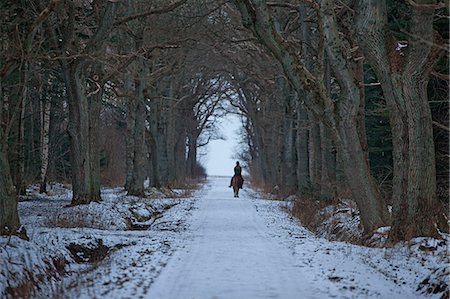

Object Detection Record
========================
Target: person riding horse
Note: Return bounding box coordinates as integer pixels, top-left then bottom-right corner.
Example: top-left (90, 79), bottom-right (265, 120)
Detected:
top-left (229, 161), bottom-right (244, 189)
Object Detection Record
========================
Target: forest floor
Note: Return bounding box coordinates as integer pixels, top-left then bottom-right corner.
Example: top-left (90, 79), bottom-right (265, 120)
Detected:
top-left (1, 177), bottom-right (448, 298)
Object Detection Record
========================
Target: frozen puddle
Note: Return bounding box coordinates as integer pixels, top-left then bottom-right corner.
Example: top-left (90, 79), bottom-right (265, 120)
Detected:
top-left (147, 177), bottom-right (423, 299)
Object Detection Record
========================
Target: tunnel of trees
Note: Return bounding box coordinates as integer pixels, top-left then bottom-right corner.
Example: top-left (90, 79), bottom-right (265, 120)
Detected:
top-left (0, 0), bottom-right (448, 243)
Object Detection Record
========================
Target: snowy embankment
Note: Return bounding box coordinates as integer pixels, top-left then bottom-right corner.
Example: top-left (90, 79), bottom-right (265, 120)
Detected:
top-left (1, 178), bottom-right (448, 299)
top-left (254, 196), bottom-right (449, 299)
top-left (0, 183), bottom-right (200, 298)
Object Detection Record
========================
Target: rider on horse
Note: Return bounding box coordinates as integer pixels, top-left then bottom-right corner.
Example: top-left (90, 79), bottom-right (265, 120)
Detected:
top-left (229, 161), bottom-right (244, 188)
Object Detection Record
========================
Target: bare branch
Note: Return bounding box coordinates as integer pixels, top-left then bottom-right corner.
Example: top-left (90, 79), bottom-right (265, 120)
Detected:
top-left (406, 0), bottom-right (447, 10)
top-left (267, 2), bottom-right (298, 10)
top-left (431, 70), bottom-right (450, 81)
top-left (433, 121), bottom-right (450, 132)
top-left (114, 0), bottom-right (189, 26)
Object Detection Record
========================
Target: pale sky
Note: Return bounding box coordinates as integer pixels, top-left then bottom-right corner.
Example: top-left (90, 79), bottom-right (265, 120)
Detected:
top-left (204, 114), bottom-right (242, 176)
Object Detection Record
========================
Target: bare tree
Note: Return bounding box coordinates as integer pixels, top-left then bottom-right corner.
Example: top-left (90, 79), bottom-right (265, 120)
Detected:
top-left (234, 0), bottom-right (389, 233)
top-left (355, 0), bottom-right (446, 240)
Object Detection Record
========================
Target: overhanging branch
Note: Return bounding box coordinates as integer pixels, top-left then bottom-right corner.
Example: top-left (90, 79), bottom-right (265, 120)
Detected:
top-left (114, 0), bottom-right (188, 26)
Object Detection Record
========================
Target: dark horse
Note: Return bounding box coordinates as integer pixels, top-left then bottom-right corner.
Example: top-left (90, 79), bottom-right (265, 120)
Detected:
top-left (231, 175), bottom-right (242, 198)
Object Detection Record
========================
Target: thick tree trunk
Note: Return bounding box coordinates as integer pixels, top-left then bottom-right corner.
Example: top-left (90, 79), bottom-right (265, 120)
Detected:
top-left (14, 95), bottom-right (26, 195)
top-left (0, 81), bottom-right (21, 236)
top-left (387, 76), bottom-right (440, 240)
top-left (320, 57), bottom-right (336, 199)
top-left (174, 132), bottom-right (187, 180)
top-left (61, 60), bottom-right (103, 204)
top-left (127, 54), bottom-right (148, 196)
top-left (260, 129), bottom-right (273, 186)
top-left (88, 81), bottom-right (102, 202)
top-left (0, 144), bottom-right (21, 236)
top-left (272, 117), bottom-right (283, 187)
top-left (320, 0), bottom-right (389, 231)
top-left (320, 123), bottom-right (336, 200)
top-left (12, 64), bottom-right (28, 196)
top-left (187, 132), bottom-right (198, 178)
top-left (156, 132), bottom-right (170, 186)
top-left (166, 93), bottom-right (177, 184)
top-left (59, 1), bottom-right (116, 205)
top-left (253, 117), bottom-right (270, 185)
top-left (146, 128), bottom-right (161, 188)
top-left (355, 0), bottom-right (443, 240)
top-left (127, 96), bottom-right (146, 197)
top-left (283, 110), bottom-right (297, 192)
top-left (149, 98), bottom-right (170, 186)
top-left (63, 63), bottom-right (95, 205)
top-left (336, 117), bottom-right (390, 232)
top-left (124, 78), bottom-right (136, 191)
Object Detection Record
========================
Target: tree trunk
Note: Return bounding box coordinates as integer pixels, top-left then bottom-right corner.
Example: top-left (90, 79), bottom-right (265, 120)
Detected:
top-left (283, 110), bottom-right (297, 192)
top-left (174, 131), bottom-right (187, 180)
top-left (0, 80), bottom-right (22, 236)
top-left (388, 77), bottom-right (440, 240)
top-left (127, 72), bottom-right (147, 197)
top-left (124, 82), bottom-right (136, 191)
top-left (336, 116), bottom-right (390, 232)
top-left (156, 129), bottom-right (170, 186)
top-left (296, 102), bottom-right (310, 192)
top-left (39, 98), bottom-right (51, 194)
top-left (63, 63), bottom-right (94, 205)
top-left (309, 116), bottom-right (322, 191)
top-left (235, 0), bottom-right (388, 231)
top-left (320, 0), bottom-right (390, 231)
top-left (320, 123), bottom-right (336, 200)
top-left (128, 56), bottom-right (147, 197)
top-left (12, 64), bottom-right (28, 196)
top-left (166, 88), bottom-right (177, 184)
top-left (88, 78), bottom-right (102, 202)
top-left (187, 132), bottom-right (198, 178)
top-left (124, 43), bottom-right (148, 196)
top-left (0, 146), bottom-right (21, 236)
top-left (14, 94), bottom-right (26, 195)
top-left (355, 0), bottom-right (443, 240)
top-left (320, 57), bottom-right (336, 200)
top-left (149, 98), bottom-right (170, 186)
top-left (59, 1), bottom-right (116, 205)
top-left (148, 131), bottom-right (161, 188)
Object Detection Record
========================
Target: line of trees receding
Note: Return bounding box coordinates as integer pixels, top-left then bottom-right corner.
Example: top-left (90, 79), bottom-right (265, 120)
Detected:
top-left (232, 0), bottom-right (448, 243)
top-left (0, 0), bottom-right (232, 237)
top-left (0, 0), bottom-right (448, 244)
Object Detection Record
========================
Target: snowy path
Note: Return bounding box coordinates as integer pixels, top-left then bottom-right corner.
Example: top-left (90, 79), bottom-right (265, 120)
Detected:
top-left (147, 177), bottom-right (423, 299)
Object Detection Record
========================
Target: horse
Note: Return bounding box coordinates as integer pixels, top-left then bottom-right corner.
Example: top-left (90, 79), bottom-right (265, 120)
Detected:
top-left (231, 175), bottom-right (242, 198)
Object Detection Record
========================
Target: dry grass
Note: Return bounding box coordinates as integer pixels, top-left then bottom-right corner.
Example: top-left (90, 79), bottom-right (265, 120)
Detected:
top-left (46, 209), bottom-right (103, 229)
top-left (290, 194), bottom-right (365, 244)
top-left (290, 196), bottom-right (333, 232)
top-left (171, 178), bottom-right (204, 190)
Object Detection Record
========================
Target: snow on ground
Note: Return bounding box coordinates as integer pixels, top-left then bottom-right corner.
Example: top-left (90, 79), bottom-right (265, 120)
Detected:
top-left (1, 183), bottom-right (202, 298)
top-left (1, 177), bottom-right (448, 298)
top-left (148, 177), bottom-right (448, 299)
top-left (246, 193), bottom-right (448, 299)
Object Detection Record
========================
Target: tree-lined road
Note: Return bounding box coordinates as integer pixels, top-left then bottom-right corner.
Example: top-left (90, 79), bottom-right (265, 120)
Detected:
top-left (148, 177), bottom-right (421, 299)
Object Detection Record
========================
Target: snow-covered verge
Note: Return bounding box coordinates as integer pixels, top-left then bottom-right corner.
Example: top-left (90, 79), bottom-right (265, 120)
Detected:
top-left (249, 190), bottom-right (449, 299)
top-left (1, 183), bottom-right (202, 299)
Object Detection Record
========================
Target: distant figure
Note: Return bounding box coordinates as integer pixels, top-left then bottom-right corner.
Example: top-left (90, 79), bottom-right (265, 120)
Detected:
top-left (229, 161), bottom-right (244, 189)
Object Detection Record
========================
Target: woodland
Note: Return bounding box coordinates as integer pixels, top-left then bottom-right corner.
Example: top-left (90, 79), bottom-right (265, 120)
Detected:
top-left (0, 0), bottom-right (448, 247)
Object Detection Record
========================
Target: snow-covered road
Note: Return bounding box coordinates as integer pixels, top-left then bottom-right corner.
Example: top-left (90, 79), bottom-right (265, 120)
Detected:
top-left (147, 177), bottom-right (424, 299)
top-left (6, 177), bottom-right (440, 298)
